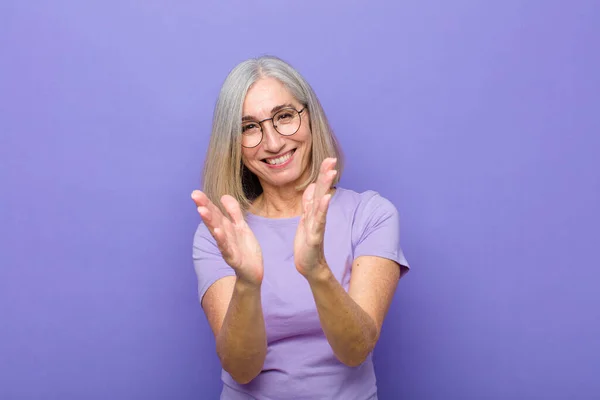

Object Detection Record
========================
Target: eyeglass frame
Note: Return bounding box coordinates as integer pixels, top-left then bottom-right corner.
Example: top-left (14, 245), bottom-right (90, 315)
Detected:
top-left (240, 106), bottom-right (307, 148)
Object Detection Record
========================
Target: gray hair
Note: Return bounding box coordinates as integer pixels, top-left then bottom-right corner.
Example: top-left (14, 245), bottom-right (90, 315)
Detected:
top-left (202, 55), bottom-right (344, 214)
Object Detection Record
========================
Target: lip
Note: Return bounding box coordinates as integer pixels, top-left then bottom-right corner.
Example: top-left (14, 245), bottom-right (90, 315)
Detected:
top-left (263, 149), bottom-right (295, 169)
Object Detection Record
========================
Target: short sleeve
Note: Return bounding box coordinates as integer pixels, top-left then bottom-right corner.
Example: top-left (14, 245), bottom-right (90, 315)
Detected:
top-left (352, 191), bottom-right (410, 274)
top-left (192, 222), bottom-right (236, 303)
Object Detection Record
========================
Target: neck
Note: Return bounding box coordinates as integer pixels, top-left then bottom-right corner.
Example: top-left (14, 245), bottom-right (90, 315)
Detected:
top-left (251, 184), bottom-right (304, 218)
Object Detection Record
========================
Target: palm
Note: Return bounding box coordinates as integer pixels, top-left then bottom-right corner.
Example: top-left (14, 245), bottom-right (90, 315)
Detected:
top-left (294, 203), bottom-right (325, 274)
top-left (218, 216), bottom-right (263, 280)
top-left (294, 158), bottom-right (338, 277)
top-left (192, 191), bottom-right (263, 285)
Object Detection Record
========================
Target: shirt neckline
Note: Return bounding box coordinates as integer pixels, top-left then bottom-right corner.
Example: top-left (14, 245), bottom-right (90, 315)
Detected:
top-left (245, 187), bottom-right (342, 225)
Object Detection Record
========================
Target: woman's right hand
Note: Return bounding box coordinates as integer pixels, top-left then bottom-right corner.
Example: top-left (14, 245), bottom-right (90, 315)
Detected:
top-left (191, 190), bottom-right (263, 286)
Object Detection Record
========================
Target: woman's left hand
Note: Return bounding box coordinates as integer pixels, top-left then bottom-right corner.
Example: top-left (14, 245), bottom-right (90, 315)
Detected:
top-left (294, 158), bottom-right (338, 279)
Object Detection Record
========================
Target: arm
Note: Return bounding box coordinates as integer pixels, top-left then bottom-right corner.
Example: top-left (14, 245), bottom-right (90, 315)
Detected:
top-left (191, 190), bottom-right (267, 384)
top-left (306, 256), bottom-right (401, 366)
top-left (202, 276), bottom-right (267, 384)
top-left (293, 158), bottom-right (407, 367)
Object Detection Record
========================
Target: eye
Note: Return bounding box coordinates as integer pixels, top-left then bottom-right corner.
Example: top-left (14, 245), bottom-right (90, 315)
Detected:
top-left (242, 123), bottom-right (258, 133)
top-left (276, 112), bottom-right (293, 121)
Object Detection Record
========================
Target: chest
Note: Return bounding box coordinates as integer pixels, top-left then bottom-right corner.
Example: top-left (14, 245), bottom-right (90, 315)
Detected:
top-left (253, 222), bottom-right (354, 343)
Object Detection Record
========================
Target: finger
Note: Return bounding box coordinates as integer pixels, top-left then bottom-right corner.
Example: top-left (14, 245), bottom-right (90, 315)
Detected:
top-left (213, 227), bottom-right (232, 257)
top-left (221, 195), bottom-right (244, 225)
top-left (192, 190), bottom-right (215, 214)
top-left (191, 190), bottom-right (209, 207)
top-left (321, 157), bottom-right (337, 175)
top-left (192, 190), bottom-right (225, 220)
top-left (314, 193), bottom-right (332, 235)
top-left (197, 206), bottom-right (219, 235)
top-left (312, 172), bottom-right (335, 217)
top-left (313, 160), bottom-right (330, 199)
top-left (197, 206), bottom-right (211, 223)
top-left (197, 206), bottom-right (231, 249)
top-left (313, 158), bottom-right (337, 205)
top-left (302, 183), bottom-right (316, 217)
top-left (197, 200), bottom-right (234, 262)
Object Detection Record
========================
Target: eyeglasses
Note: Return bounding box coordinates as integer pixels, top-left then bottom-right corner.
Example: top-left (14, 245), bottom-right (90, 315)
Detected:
top-left (241, 107), bottom-right (306, 148)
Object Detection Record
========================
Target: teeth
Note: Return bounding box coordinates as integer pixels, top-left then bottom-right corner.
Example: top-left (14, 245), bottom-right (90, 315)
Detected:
top-left (266, 151), bottom-right (293, 165)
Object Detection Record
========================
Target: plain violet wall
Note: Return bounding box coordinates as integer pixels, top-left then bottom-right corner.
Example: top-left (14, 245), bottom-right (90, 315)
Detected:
top-left (1, 1), bottom-right (599, 399)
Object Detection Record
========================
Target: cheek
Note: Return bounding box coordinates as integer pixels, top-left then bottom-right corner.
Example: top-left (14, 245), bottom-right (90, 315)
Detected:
top-left (240, 149), bottom-right (258, 172)
top-left (296, 126), bottom-right (312, 145)
top-left (241, 147), bottom-right (257, 163)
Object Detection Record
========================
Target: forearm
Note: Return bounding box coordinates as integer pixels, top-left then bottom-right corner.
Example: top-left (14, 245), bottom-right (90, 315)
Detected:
top-left (306, 265), bottom-right (378, 367)
top-left (216, 279), bottom-right (267, 384)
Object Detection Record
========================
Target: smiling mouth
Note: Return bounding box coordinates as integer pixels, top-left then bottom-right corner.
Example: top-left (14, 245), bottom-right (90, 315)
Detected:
top-left (262, 149), bottom-right (295, 166)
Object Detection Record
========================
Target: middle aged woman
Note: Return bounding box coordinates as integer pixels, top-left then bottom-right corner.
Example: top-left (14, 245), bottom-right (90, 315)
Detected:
top-left (191, 55), bottom-right (409, 400)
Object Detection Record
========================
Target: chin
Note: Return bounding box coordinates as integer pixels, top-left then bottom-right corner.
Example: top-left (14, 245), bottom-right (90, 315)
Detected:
top-left (263, 169), bottom-right (305, 188)
top-left (258, 153), bottom-right (309, 187)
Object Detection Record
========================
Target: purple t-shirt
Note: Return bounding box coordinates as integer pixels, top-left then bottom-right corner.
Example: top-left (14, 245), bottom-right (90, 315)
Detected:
top-left (193, 187), bottom-right (409, 400)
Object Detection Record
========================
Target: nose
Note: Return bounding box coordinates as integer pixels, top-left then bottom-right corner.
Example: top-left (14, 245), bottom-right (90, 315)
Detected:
top-left (261, 122), bottom-right (285, 153)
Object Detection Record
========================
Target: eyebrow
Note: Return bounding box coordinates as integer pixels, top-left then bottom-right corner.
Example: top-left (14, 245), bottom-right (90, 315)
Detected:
top-left (242, 103), bottom-right (296, 122)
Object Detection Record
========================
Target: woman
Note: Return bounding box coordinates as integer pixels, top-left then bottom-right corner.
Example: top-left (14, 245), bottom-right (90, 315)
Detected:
top-left (191, 55), bottom-right (409, 399)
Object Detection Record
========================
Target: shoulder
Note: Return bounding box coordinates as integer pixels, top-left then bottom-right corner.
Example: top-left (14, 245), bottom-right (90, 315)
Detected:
top-left (193, 222), bottom-right (219, 255)
top-left (193, 221), bottom-right (210, 242)
top-left (332, 187), bottom-right (398, 218)
top-left (333, 187), bottom-right (401, 244)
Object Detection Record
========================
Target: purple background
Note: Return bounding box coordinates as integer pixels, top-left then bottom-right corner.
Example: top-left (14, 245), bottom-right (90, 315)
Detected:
top-left (1, 1), bottom-right (599, 399)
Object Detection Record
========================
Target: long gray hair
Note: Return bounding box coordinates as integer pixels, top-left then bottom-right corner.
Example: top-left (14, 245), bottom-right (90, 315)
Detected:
top-left (202, 55), bottom-right (344, 213)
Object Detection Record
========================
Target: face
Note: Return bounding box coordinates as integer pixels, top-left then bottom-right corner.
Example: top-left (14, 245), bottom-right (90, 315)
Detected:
top-left (241, 77), bottom-right (312, 192)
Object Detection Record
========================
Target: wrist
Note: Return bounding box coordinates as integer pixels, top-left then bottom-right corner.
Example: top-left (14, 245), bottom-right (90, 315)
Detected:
top-left (234, 275), bottom-right (262, 292)
top-left (304, 261), bottom-right (334, 285)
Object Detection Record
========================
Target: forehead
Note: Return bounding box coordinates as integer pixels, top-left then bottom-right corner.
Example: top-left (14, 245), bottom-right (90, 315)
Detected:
top-left (242, 77), bottom-right (296, 116)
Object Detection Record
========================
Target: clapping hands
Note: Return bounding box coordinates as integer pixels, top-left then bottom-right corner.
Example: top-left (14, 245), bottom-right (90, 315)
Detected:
top-left (192, 158), bottom-right (337, 284)
top-left (191, 191), bottom-right (264, 286)
top-left (293, 158), bottom-right (337, 278)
